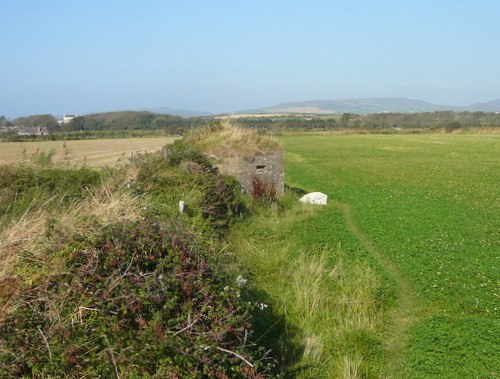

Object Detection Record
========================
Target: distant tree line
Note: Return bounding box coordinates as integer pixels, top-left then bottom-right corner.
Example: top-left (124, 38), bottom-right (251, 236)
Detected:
top-left (65, 112), bottom-right (198, 132)
top-left (234, 116), bottom-right (338, 130)
top-left (235, 111), bottom-right (500, 131)
top-left (0, 112), bottom-right (210, 141)
top-left (336, 111), bottom-right (500, 130)
top-left (0, 112), bottom-right (207, 133)
top-left (0, 116), bottom-right (11, 126)
top-left (1, 114), bottom-right (58, 129)
top-left (1, 110), bottom-right (499, 141)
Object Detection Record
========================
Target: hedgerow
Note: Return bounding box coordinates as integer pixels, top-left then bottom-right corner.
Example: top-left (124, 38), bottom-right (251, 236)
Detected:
top-left (0, 145), bottom-right (273, 378)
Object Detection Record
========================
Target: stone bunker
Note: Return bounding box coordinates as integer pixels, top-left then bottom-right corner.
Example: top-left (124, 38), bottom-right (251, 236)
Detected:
top-left (185, 122), bottom-right (284, 195)
top-left (212, 150), bottom-right (284, 195)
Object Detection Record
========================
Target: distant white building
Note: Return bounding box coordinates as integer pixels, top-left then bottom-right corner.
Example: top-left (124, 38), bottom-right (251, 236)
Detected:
top-left (64, 114), bottom-right (77, 123)
top-left (18, 126), bottom-right (49, 136)
top-left (58, 114), bottom-right (78, 125)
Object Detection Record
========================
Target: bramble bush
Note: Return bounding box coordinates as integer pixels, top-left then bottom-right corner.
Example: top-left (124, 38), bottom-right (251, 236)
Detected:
top-left (0, 217), bottom-right (271, 378)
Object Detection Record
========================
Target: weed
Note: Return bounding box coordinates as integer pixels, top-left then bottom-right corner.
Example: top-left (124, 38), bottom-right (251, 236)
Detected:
top-left (251, 176), bottom-right (277, 205)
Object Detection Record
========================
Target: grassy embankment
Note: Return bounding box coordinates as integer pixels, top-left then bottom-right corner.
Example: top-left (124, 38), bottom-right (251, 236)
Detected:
top-left (0, 132), bottom-right (277, 378)
top-left (230, 134), bottom-right (499, 378)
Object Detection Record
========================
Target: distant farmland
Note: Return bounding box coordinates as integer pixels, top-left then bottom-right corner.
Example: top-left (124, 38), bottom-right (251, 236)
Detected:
top-left (0, 137), bottom-right (177, 167)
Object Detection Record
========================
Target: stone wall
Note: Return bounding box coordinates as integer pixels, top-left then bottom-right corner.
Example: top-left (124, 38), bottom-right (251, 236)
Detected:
top-left (215, 150), bottom-right (284, 195)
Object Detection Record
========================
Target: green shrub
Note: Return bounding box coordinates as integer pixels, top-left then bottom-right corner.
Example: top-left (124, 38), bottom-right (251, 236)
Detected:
top-left (164, 139), bottom-right (215, 171)
top-left (444, 121), bottom-right (462, 133)
top-left (133, 149), bottom-right (247, 234)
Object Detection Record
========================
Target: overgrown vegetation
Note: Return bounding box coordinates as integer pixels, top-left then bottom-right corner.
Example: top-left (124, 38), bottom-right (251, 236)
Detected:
top-left (228, 202), bottom-right (392, 378)
top-left (1, 218), bottom-right (269, 377)
top-left (0, 137), bottom-right (276, 377)
top-left (0, 164), bottom-right (101, 225)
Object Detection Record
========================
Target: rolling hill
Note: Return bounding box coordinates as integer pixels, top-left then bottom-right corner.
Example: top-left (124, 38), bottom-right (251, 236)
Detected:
top-left (240, 98), bottom-right (500, 115)
top-left (466, 99), bottom-right (500, 112)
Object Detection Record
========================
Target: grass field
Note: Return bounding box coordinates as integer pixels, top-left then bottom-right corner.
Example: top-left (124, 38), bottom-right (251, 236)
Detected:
top-left (0, 137), bottom-right (177, 167)
top-left (231, 133), bottom-right (499, 378)
top-left (282, 134), bottom-right (499, 377)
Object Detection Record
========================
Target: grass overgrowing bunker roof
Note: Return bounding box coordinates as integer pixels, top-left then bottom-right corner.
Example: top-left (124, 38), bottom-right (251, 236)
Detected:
top-left (184, 120), bottom-right (281, 159)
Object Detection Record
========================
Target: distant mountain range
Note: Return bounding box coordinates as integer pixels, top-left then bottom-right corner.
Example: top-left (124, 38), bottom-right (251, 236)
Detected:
top-left (466, 99), bottom-right (500, 112)
top-left (9, 98), bottom-right (500, 119)
top-left (239, 98), bottom-right (500, 115)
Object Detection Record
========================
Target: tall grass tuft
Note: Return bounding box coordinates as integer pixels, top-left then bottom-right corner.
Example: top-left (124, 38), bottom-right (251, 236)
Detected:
top-left (229, 200), bottom-right (387, 378)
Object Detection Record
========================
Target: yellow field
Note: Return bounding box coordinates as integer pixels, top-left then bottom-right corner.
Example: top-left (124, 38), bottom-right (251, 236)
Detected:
top-left (0, 137), bottom-right (177, 167)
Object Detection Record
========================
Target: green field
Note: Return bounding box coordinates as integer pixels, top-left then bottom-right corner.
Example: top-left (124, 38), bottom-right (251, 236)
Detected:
top-left (230, 134), bottom-right (498, 378)
top-left (280, 134), bottom-right (499, 377)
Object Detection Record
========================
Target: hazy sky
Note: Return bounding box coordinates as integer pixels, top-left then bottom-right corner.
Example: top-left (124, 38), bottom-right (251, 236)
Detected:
top-left (1, 0), bottom-right (499, 116)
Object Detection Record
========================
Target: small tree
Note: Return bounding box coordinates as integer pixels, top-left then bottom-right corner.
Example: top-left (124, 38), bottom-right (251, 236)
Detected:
top-left (444, 121), bottom-right (461, 133)
top-left (340, 113), bottom-right (351, 128)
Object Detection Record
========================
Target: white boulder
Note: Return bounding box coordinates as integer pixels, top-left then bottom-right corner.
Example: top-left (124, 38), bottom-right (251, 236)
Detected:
top-left (299, 192), bottom-right (328, 205)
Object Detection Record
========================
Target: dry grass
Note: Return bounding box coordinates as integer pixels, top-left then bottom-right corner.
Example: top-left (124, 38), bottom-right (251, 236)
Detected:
top-left (338, 355), bottom-right (363, 379)
top-left (184, 120), bottom-right (281, 158)
top-left (0, 188), bottom-right (140, 281)
top-left (0, 137), bottom-right (177, 167)
top-left (0, 187), bottom-right (139, 325)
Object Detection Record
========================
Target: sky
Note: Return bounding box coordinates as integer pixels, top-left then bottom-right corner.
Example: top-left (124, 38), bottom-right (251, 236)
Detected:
top-left (1, 0), bottom-right (500, 117)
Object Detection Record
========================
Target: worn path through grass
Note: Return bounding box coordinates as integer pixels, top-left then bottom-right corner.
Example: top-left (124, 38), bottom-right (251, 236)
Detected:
top-left (284, 153), bottom-right (426, 375)
top-left (337, 201), bottom-right (428, 375)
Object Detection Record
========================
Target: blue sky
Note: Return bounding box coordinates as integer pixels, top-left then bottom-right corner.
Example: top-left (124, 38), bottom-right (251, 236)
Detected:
top-left (1, 0), bottom-right (499, 116)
